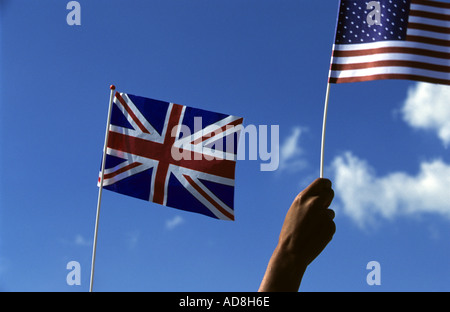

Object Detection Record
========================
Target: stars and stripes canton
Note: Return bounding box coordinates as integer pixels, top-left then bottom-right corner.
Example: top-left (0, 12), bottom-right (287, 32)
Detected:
top-left (329, 0), bottom-right (450, 85)
top-left (98, 92), bottom-right (244, 221)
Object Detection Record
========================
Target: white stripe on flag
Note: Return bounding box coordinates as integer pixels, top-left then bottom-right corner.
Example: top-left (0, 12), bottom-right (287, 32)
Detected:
top-left (332, 53), bottom-right (449, 66)
top-left (329, 66), bottom-right (450, 80)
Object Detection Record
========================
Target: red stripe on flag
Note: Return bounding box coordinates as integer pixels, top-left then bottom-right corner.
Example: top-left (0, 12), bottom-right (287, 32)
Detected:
top-left (115, 92), bottom-right (151, 134)
top-left (107, 131), bottom-right (237, 179)
top-left (407, 35), bottom-right (450, 47)
top-left (183, 174), bottom-right (234, 221)
top-left (191, 117), bottom-right (244, 145)
top-left (103, 162), bottom-right (142, 180)
top-left (408, 22), bottom-right (450, 34)
top-left (332, 46), bottom-right (450, 59)
top-left (331, 60), bottom-right (450, 73)
top-left (153, 104), bottom-right (184, 205)
top-left (411, 0), bottom-right (450, 9)
top-left (329, 73), bottom-right (450, 85)
top-left (409, 9), bottom-right (450, 21)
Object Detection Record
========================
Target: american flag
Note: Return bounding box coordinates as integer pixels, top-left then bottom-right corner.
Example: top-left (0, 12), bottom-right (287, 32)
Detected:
top-left (329, 0), bottom-right (450, 85)
top-left (98, 92), bottom-right (244, 221)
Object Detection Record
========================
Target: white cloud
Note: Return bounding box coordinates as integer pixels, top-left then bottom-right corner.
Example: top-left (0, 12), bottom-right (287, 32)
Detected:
top-left (74, 234), bottom-right (91, 247)
top-left (165, 215), bottom-right (185, 230)
top-left (278, 127), bottom-right (307, 172)
top-left (402, 82), bottom-right (450, 147)
top-left (331, 152), bottom-right (450, 228)
top-left (281, 127), bottom-right (302, 160)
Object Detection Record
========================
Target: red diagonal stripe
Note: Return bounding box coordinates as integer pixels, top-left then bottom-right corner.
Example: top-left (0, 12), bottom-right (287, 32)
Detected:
top-left (115, 92), bottom-right (151, 134)
top-left (183, 175), bottom-right (234, 221)
top-left (191, 117), bottom-right (244, 145)
top-left (104, 162), bottom-right (142, 180)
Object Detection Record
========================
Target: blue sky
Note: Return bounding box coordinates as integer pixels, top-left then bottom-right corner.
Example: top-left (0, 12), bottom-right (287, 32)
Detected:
top-left (1, 0), bottom-right (449, 292)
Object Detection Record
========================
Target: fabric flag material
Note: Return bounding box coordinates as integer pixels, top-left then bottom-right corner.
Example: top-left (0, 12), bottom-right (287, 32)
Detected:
top-left (329, 0), bottom-right (450, 85)
top-left (98, 92), bottom-right (244, 221)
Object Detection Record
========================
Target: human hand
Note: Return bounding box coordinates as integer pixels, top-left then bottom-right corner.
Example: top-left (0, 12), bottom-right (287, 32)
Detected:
top-left (278, 178), bottom-right (336, 268)
top-left (258, 178), bottom-right (335, 292)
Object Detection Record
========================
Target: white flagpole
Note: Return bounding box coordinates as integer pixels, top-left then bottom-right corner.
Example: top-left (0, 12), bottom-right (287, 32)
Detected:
top-left (89, 84), bottom-right (116, 292)
top-left (320, 82), bottom-right (331, 178)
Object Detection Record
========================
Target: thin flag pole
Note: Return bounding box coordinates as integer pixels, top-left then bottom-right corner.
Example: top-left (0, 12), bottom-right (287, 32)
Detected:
top-left (89, 84), bottom-right (116, 292)
top-left (320, 0), bottom-right (340, 178)
top-left (320, 82), bottom-right (331, 178)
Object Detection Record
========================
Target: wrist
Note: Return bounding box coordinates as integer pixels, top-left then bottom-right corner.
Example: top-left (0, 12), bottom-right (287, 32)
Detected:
top-left (273, 241), bottom-right (308, 273)
top-left (258, 243), bottom-right (308, 292)
top-left (276, 235), bottom-right (311, 269)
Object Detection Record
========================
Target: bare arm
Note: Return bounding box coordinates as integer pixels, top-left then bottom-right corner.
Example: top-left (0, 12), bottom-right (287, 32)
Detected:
top-left (258, 178), bottom-right (336, 292)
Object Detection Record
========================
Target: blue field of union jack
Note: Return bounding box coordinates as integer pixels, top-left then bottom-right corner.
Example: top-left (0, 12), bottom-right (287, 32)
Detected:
top-left (98, 92), bottom-right (244, 221)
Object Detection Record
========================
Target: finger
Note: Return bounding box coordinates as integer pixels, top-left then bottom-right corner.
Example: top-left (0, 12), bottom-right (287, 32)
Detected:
top-left (324, 188), bottom-right (334, 208)
top-left (325, 208), bottom-right (335, 220)
top-left (306, 195), bottom-right (333, 217)
top-left (319, 213), bottom-right (336, 238)
top-left (309, 186), bottom-right (334, 210)
top-left (303, 178), bottom-right (332, 196)
top-left (320, 178), bottom-right (332, 189)
top-left (326, 219), bottom-right (336, 238)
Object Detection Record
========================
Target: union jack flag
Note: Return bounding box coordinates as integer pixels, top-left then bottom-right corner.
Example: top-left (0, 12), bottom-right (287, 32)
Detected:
top-left (98, 92), bottom-right (244, 221)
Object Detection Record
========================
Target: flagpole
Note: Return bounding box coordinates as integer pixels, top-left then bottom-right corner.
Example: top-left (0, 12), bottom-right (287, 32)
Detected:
top-left (320, 82), bottom-right (331, 178)
top-left (89, 84), bottom-right (116, 292)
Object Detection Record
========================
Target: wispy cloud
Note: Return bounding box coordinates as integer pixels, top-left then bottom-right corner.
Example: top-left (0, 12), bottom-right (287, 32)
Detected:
top-left (331, 152), bottom-right (450, 228)
top-left (165, 215), bottom-right (185, 230)
top-left (74, 234), bottom-right (92, 247)
top-left (278, 126), bottom-right (307, 172)
top-left (402, 82), bottom-right (450, 148)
